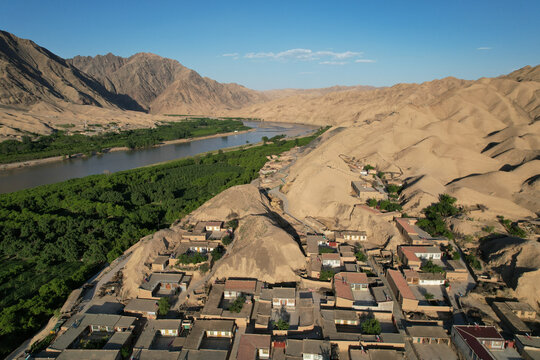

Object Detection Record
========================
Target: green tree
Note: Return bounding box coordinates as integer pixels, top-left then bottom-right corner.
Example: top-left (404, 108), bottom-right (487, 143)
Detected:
top-left (273, 319), bottom-right (290, 330)
top-left (355, 251), bottom-right (367, 262)
top-left (158, 297), bottom-right (170, 316)
top-left (361, 318), bottom-right (381, 335)
top-left (228, 295), bottom-right (246, 313)
top-left (424, 292), bottom-right (435, 300)
top-left (319, 269), bottom-right (336, 281)
top-left (420, 260), bottom-right (444, 274)
top-left (222, 234), bottom-right (232, 245)
top-left (366, 198), bottom-right (378, 208)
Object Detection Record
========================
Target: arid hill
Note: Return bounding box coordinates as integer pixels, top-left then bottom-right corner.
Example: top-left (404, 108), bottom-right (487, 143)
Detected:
top-left (68, 52), bottom-right (268, 114)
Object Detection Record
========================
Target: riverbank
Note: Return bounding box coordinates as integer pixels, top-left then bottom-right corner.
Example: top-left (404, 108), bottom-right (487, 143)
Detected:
top-left (0, 128), bottom-right (256, 171)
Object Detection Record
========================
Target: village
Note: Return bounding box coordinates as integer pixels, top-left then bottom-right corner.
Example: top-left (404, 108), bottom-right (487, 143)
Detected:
top-left (25, 150), bottom-right (539, 360)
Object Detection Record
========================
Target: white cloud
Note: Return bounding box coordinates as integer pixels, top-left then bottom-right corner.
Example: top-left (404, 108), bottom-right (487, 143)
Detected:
top-left (354, 59), bottom-right (376, 63)
top-left (477, 47), bottom-right (492, 50)
top-left (222, 53), bottom-right (239, 57)
top-left (319, 61), bottom-right (348, 65)
top-left (243, 48), bottom-right (364, 62)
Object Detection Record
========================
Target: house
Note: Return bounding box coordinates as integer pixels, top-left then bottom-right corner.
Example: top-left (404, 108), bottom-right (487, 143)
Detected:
top-left (48, 314), bottom-right (136, 352)
top-left (333, 272), bottom-right (370, 308)
top-left (306, 234), bottom-right (326, 256)
top-left (451, 325), bottom-right (505, 360)
top-left (138, 272), bottom-right (189, 299)
top-left (237, 334), bottom-right (271, 360)
top-left (152, 255), bottom-right (170, 271)
top-left (351, 181), bottom-right (387, 201)
top-left (124, 298), bottom-right (159, 319)
top-left (418, 272), bottom-right (445, 285)
top-left (308, 255), bottom-right (322, 278)
top-left (446, 259), bottom-right (469, 281)
top-left (201, 282), bottom-right (254, 326)
top-left (339, 245), bottom-right (357, 263)
top-left (322, 253), bottom-right (341, 268)
top-left (223, 279), bottom-right (260, 299)
top-left (340, 231), bottom-right (368, 242)
top-left (395, 218), bottom-right (449, 245)
top-left (404, 269), bottom-right (445, 286)
top-left (386, 269), bottom-right (419, 312)
top-left (188, 241), bottom-right (220, 253)
top-left (56, 349), bottom-right (123, 360)
top-left (134, 319), bottom-right (183, 350)
top-left (515, 334), bottom-right (540, 360)
top-left (408, 325), bottom-right (450, 345)
top-left (334, 309), bottom-right (359, 326)
top-left (505, 301), bottom-right (536, 321)
top-left (492, 302), bottom-right (532, 334)
top-left (276, 339), bottom-right (332, 360)
top-left (272, 287), bottom-right (296, 308)
top-left (183, 319), bottom-right (236, 351)
top-left (397, 245), bottom-right (442, 270)
top-left (182, 231), bottom-right (208, 241)
top-left (205, 221), bottom-right (223, 232)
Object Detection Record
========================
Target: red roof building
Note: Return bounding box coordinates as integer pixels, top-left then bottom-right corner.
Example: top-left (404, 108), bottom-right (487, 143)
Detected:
top-left (451, 325), bottom-right (505, 360)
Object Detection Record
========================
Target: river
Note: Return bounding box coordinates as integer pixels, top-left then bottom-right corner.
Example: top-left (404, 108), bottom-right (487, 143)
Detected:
top-left (0, 121), bottom-right (317, 194)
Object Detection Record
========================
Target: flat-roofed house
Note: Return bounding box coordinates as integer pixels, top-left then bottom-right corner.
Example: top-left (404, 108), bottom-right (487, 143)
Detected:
top-left (340, 231), bottom-right (367, 242)
top-left (138, 273), bottom-right (189, 299)
top-left (306, 234), bottom-right (326, 256)
top-left (408, 325), bottom-right (450, 345)
top-left (446, 259), bottom-right (469, 281)
top-left (182, 231), bottom-right (208, 241)
top-left (152, 255), bottom-right (169, 271)
top-left (223, 279), bottom-right (259, 300)
top-left (237, 334), bottom-right (271, 360)
top-left (418, 272), bottom-right (445, 286)
top-left (386, 269), bottom-right (419, 312)
top-left (492, 302), bottom-right (532, 334)
top-left (398, 246), bottom-right (442, 270)
top-left (505, 301), bottom-right (537, 321)
top-left (333, 272), bottom-right (370, 308)
top-left (272, 287), bottom-right (296, 309)
top-left (451, 325), bottom-right (505, 360)
top-left (395, 218), bottom-right (449, 246)
top-left (515, 334), bottom-right (540, 360)
top-left (322, 253), bottom-right (341, 268)
top-left (280, 339), bottom-right (332, 360)
top-left (339, 245), bottom-right (356, 263)
top-left (188, 241), bottom-right (220, 253)
top-left (205, 221), bottom-right (223, 232)
top-left (183, 319), bottom-right (236, 351)
top-left (124, 298), bottom-right (159, 319)
top-left (351, 181), bottom-right (387, 201)
top-left (48, 314), bottom-right (136, 353)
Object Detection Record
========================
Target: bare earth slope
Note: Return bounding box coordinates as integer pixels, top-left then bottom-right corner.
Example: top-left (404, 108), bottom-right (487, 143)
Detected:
top-left (68, 53), bottom-right (268, 114)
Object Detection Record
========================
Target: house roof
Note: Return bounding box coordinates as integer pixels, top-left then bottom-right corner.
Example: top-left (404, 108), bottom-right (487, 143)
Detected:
top-left (395, 218), bottom-right (418, 235)
top-left (454, 326), bottom-right (503, 360)
top-left (237, 334), bottom-right (271, 360)
top-left (153, 255), bottom-right (169, 265)
top-left (418, 272), bottom-right (445, 281)
top-left (322, 253), bottom-right (341, 261)
top-left (140, 272), bottom-right (185, 291)
top-left (124, 298), bottom-right (158, 313)
top-left (371, 286), bottom-right (393, 302)
top-left (447, 259), bottom-right (466, 271)
top-left (505, 301), bottom-right (536, 313)
top-left (56, 349), bottom-right (121, 360)
top-left (387, 269), bottom-right (416, 300)
top-left (206, 221), bottom-right (223, 227)
top-left (334, 309), bottom-right (358, 321)
top-left (515, 334), bottom-right (540, 348)
top-left (273, 287), bottom-right (296, 299)
top-left (342, 231), bottom-right (367, 237)
top-left (400, 245), bottom-right (441, 262)
top-left (403, 269), bottom-right (419, 280)
top-left (334, 272), bottom-right (369, 301)
top-left (184, 319), bottom-right (235, 350)
top-left (407, 325), bottom-right (449, 339)
top-left (224, 279), bottom-right (257, 293)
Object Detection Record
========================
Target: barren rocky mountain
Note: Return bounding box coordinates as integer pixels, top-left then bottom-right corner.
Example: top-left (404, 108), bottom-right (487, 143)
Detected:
top-left (0, 30), bottom-right (138, 111)
top-left (68, 52), bottom-right (268, 114)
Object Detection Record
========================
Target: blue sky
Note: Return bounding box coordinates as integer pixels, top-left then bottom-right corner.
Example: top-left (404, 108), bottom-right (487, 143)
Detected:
top-left (2, 0), bottom-right (539, 89)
